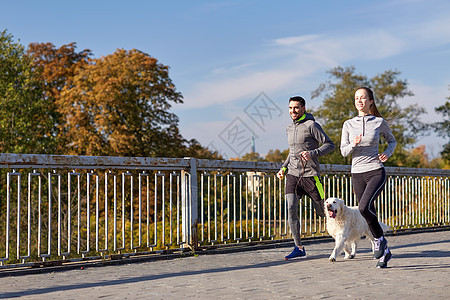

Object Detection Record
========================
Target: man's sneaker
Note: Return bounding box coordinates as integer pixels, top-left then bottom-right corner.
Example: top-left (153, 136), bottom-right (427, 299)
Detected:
top-left (376, 247), bottom-right (392, 268)
top-left (285, 246), bottom-right (307, 260)
top-left (373, 236), bottom-right (387, 259)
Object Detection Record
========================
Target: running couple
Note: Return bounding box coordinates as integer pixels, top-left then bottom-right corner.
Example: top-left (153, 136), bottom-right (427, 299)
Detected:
top-left (277, 88), bottom-right (396, 268)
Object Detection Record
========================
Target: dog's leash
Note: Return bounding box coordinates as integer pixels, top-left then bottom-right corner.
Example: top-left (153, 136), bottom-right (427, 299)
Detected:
top-left (294, 155), bottom-right (307, 199)
top-left (300, 155), bottom-right (306, 178)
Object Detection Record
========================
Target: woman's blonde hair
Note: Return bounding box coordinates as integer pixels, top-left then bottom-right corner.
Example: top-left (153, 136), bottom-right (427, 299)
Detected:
top-left (356, 87), bottom-right (383, 118)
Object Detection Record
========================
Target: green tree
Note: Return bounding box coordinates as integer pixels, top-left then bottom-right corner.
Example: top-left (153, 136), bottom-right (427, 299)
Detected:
top-left (433, 96), bottom-right (450, 164)
top-left (310, 66), bottom-right (425, 166)
top-left (0, 30), bottom-right (55, 153)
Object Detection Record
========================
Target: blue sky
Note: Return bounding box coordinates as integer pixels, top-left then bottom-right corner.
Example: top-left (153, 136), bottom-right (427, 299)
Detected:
top-left (2, 0), bottom-right (449, 159)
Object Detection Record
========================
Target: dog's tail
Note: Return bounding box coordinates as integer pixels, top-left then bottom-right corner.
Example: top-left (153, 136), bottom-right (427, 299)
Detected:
top-left (380, 221), bottom-right (391, 233)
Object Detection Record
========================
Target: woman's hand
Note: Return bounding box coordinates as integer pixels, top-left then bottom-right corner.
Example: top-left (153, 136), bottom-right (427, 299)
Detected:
top-left (353, 134), bottom-right (362, 146)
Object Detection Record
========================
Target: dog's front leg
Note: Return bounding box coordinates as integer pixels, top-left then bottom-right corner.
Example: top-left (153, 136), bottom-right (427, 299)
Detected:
top-left (329, 234), bottom-right (345, 262)
top-left (344, 242), bottom-right (356, 259)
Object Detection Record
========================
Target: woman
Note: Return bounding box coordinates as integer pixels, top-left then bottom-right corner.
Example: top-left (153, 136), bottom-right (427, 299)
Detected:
top-left (340, 87), bottom-right (397, 268)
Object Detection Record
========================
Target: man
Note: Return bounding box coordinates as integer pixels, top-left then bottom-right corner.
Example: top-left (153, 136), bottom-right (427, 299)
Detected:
top-left (277, 96), bottom-right (335, 260)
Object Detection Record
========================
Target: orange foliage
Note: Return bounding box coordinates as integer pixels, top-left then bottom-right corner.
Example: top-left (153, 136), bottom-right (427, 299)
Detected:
top-left (58, 48), bottom-right (184, 156)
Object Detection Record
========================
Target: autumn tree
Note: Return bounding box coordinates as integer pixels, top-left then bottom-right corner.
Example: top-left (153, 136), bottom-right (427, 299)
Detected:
top-left (265, 149), bottom-right (289, 162)
top-left (396, 145), bottom-right (446, 169)
top-left (433, 95), bottom-right (450, 164)
top-left (28, 43), bottom-right (219, 158)
top-left (231, 149), bottom-right (290, 163)
top-left (231, 152), bottom-right (265, 162)
top-left (310, 66), bottom-right (426, 166)
top-left (27, 42), bottom-right (92, 154)
top-left (0, 30), bottom-right (55, 153)
top-left (184, 139), bottom-right (223, 159)
top-left (54, 48), bottom-right (185, 157)
top-left (399, 145), bottom-right (429, 168)
top-left (27, 42), bottom-right (91, 99)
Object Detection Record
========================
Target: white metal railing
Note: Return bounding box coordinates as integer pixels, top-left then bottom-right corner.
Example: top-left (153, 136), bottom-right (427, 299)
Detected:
top-left (0, 153), bottom-right (449, 268)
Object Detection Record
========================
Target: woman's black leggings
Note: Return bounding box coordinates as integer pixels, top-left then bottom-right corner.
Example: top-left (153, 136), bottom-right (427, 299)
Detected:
top-left (352, 168), bottom-right (386, 239)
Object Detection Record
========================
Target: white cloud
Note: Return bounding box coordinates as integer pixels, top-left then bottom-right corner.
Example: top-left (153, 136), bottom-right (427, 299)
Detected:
top-left (180, 30), bottom-right (409, 110)
top-left (273, 34), bottom-right (322, 46)
top-left (273, 31), bottom-right (405, 62)
top-left (182, 69), bottom-right (305, 109)
top-left (406, 14), bottom-right (450, 44)
top-left (180, 11), bottom-right (450, 115)
top-left (211, 63), bottom-right (258, 75)
top-left (180, 33), bottom-right (402, 109)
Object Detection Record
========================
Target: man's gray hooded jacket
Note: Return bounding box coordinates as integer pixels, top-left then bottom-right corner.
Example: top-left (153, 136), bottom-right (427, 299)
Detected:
top-left (281, 112), bottom-right (335, 177)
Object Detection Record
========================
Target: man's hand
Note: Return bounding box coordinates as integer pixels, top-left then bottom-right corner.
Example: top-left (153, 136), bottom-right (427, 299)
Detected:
top-left (300, 151), bottom-right (311, 161)
top-left (276, 169), bottom-right (285, 180)
top-left (378, 153), bottom-right (389, 162)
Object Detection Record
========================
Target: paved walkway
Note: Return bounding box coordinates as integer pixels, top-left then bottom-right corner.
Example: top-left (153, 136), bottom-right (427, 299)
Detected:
top-left (0, 229), bottom-right (449, 299)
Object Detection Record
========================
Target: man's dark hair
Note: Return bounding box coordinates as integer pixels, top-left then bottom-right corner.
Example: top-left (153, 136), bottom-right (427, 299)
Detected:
top-left (289, 96), bottom-right (306, 106)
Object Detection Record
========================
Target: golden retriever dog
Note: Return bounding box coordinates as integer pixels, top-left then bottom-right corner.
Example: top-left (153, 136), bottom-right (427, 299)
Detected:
top-left (324, 197), bottom-right (390, 262)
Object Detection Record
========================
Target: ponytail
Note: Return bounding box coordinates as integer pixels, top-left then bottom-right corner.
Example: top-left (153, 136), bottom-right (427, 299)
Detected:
top-left (370, 102), bottom-right (383, 118)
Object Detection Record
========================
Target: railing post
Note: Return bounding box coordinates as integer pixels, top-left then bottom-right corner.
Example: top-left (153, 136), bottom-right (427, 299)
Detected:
top-left (181, 157), bottom-right (198, 249)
